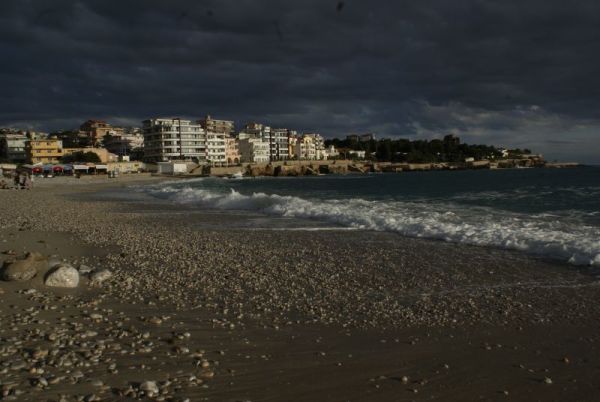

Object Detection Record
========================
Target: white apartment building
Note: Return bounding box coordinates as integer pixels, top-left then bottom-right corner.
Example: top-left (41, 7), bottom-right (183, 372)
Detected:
top-left (295, 133), bottom-right (326, 160)
top-left (295, 136), bottom-right (316, 160)
top-left (323, 145), bottom-right (339, 159)
top-left (142, 118), bottom-right (206, 162)
top-left (239, 123), bottom-right (291, 161)
top-left (206, 131), bottom-right (227, 166)
top-left (239, 138), bottom-right (270, 163)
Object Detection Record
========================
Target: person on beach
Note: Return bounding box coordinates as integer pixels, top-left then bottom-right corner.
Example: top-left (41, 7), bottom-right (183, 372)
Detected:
top-left (24, 174), bottom-right (32, 190)
top-left (19, 174), bottom-right (26, 189)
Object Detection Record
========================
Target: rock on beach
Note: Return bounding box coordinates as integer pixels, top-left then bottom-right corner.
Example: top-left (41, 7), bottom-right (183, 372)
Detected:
top-left (44, 264), bottom-right (80, 288)
top-left (90, 268), bottom-right (112, 284)
top-left (1, 252), bottom-right (47, 281)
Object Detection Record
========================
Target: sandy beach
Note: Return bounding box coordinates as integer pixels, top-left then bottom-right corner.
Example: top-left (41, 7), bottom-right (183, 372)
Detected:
top-left (1, 175), bottom-right (600, 401)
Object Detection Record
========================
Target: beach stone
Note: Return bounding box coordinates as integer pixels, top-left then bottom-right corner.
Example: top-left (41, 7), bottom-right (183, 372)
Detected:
top-left (90, 269), bottom-right (112, 284)
top-left (139, 380), bottom-right (159, 395)
top-left (48, 256), bottom-right (63, 269)
top-left (2, 252), bottom-right (47, 281)
top-left (45, 265), bottom-right (80, 288)
top-left (79, 265), bottom-right (94, 275)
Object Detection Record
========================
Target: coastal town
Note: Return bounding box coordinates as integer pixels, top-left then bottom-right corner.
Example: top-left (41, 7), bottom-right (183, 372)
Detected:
top-left (0, 116), bottom-right (577, 180)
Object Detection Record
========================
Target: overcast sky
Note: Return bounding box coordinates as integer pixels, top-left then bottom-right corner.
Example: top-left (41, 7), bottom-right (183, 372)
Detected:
top-left (1, 0), bottom-right (599, 162)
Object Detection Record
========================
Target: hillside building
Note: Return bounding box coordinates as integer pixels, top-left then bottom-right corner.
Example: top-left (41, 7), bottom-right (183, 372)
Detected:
top-left (104, 127), bottom-right (144, 156)
top-left (198, 115), bottom-right (235, 135)
top-left (80, 120), bottom-right (124, 146)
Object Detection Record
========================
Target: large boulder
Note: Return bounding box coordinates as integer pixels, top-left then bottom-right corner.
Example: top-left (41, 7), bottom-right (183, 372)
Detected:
top-left (44, 265), bottom-right (80, 288)
top-left (2, 252), bottom-right (48, 282)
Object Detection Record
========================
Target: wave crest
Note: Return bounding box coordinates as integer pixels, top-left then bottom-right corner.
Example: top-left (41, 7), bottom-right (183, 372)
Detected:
top-left (148, 184), bottom-right (600, 266)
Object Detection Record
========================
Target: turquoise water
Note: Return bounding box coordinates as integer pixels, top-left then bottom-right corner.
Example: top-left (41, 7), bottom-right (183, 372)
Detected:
top-left (140, 167), bottom-right (600, 266)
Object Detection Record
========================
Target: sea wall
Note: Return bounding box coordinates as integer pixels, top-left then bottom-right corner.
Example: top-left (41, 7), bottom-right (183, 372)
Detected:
top-left (206, 158), bottom-right (577, 177)
top-left (209, 160), bottom-right (351, 177)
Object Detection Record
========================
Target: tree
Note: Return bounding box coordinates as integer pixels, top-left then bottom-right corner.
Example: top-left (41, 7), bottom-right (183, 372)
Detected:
top-left (129, 148), bottom-right (144, 161)
top-left (325, 135), bottom-right (518, 163)
top-left (101, 133), bottom-right (114, 148)
top-left (51, 130), bottom-right (91, 148)
top-left (61, 151), bottom-right (101, 163)
top-left (83, 152), bottom-right (101, 163)
top-left (376, 139), bottom-right (392, 161)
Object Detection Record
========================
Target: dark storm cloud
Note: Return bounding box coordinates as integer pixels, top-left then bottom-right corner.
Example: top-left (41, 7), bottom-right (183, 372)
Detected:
top-left (1, 0), bottom-right (600, 161)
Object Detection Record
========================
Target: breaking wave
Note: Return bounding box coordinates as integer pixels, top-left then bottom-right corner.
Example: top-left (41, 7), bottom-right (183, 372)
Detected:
top-left (146, 184), bottom-right (600, 267)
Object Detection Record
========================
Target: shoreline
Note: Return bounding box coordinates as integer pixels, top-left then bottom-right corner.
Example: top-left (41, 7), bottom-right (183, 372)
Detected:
top-left (1, 178), bottom-right (600, 400)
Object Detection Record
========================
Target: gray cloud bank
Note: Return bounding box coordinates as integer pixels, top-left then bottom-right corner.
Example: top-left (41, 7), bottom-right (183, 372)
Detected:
top-left (1, 0), bottom-right (599, 162)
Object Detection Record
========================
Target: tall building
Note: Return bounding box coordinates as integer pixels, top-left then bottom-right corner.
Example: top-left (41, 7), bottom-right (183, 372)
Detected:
top-left (264, 128), bottom-right (290, 161)
top-left (142, 118), bottom-right (206, 162)
top-left (206, 131), bottom-right (227, 166)
top-left (198, 115), bottom-right (235, 135)
top-left (239, 123), bottom-right (291, 161)
top-left (26, 137), bottom-right (64, 164)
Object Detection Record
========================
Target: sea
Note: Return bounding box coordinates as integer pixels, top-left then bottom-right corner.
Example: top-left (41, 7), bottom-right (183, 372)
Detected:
top-left (133, 167), bottom-right (600, 267)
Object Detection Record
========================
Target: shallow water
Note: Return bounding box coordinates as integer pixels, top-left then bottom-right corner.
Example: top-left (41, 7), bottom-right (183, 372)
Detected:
top-left (132, 167), bottom-right (600, 266)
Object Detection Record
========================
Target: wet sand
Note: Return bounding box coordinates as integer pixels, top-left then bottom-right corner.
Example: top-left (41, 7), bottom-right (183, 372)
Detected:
top-left (1, 175), bottom-right (600, 401)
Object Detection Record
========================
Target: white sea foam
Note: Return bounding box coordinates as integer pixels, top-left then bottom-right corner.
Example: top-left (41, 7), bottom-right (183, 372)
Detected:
top-left (148, 184), bottom-right (600, 266)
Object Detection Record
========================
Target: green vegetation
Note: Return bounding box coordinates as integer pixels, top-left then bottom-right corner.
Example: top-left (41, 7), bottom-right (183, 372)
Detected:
top-left (51, 130), bottom-right (92, 148)
top-left (60, 151), bottom-right (101, 163)
top-left (325, 135), bottom-right (504, 163)
top-left (101, 133), bottom-right (114, 148)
